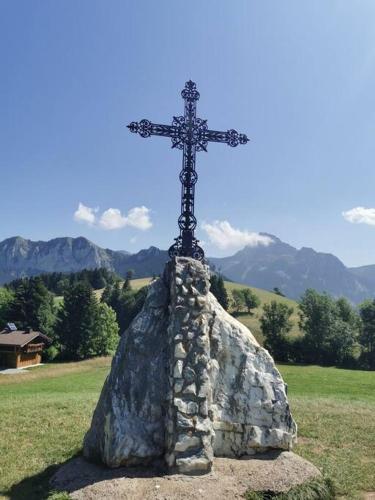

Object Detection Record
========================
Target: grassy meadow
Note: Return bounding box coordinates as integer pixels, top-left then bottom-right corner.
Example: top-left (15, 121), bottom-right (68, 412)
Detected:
top-left (0, 358), bottom-right (374, 499)
top-left (27, 279), bottom-right (373, 499)
top-left (223, 281), bottom-right (300, 342)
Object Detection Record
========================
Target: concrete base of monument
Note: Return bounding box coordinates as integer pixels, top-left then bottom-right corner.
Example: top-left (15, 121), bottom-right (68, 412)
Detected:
top-left (50, 451), bottom-right (321, 499)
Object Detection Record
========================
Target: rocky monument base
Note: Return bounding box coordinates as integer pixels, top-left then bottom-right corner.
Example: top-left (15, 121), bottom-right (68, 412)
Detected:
top-left (51, 452), bottom-right (322, 500)
top-left (83, 257), bottom-right (297, 474)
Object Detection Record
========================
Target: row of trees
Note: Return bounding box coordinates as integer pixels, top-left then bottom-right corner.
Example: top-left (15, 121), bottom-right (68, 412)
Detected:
top-left (0, 272), bottom-right (147, 361)
top-left (208, 274), bottom-right (375, 370)
top-left (6, 268), bottom-right (119, 296)
top-left (259, 289), bottom-right (375, 370)
top-left (2, 269), bottom-right (375, 370)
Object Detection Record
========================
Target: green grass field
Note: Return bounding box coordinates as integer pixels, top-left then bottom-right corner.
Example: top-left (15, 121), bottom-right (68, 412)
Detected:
top-left (0, 359), bottom-right (374, 499)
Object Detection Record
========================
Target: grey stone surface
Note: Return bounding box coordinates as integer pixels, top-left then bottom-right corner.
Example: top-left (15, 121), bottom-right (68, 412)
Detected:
top-left (51, 452), bottom-right (320, 499)
top-left (83, 257), bottom-right (297, 473)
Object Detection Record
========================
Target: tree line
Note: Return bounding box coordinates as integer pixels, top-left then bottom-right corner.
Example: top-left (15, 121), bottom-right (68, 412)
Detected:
top-left (209, 275), bottom-right (375, 370)
top-left (1, 269), bottom-right (375, 370)
top-left (0, 269), bottom-right (146, 361)
top-left (6, 267), bottom-right (119, 296)
top-left (258, 290), bottom-right (375, 370)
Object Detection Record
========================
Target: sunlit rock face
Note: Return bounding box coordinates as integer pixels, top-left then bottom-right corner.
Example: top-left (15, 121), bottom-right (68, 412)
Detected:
top-left (83, 257), bottom-right (297, 474)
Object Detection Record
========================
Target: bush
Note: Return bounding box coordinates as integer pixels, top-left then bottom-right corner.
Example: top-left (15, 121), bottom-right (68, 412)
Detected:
top-left (43, 345), bottom-right (60, 362)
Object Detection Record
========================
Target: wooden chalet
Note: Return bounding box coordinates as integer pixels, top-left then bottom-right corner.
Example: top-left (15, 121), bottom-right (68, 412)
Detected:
top-left (0, 324), bottom-right (52, 369)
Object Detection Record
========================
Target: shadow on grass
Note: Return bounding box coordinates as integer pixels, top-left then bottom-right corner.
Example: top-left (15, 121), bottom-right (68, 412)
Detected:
top-left (232, 311), bottom-right (255, 318)
top-left (1, 453), bottom-right (168, 500)
top-left (0, 453), bottom-right (83, 500)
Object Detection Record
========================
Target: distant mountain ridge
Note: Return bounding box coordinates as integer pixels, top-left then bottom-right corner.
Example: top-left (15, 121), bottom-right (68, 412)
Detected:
top-left (0, 236), bottom-right (168, 285)
top-left (0, 235), bottom-right (374, 303)
top-left (210, 234), bottom-right (372, 304)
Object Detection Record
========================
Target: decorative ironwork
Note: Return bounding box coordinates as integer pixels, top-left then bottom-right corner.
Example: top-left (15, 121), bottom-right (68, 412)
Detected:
top-left (128, 80), bottom-right (249, 261)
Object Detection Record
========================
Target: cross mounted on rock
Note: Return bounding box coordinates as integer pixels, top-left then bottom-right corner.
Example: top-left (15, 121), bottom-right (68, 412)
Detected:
top-left (128, 80), bottom-right (249, 261)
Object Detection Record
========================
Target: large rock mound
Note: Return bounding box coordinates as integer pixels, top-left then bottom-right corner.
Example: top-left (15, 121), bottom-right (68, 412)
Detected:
top-left (83, 257), bottom-right (297, 474)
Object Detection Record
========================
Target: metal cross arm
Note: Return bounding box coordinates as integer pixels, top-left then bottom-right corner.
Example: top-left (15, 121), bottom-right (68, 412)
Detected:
top-left (127, 80), bottom-right (249, 261)
top-left (127, 121), bottom-right (249, 150)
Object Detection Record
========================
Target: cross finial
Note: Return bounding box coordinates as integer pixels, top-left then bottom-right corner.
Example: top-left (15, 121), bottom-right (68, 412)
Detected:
top-left (181, 80), bottom-right (200, 101)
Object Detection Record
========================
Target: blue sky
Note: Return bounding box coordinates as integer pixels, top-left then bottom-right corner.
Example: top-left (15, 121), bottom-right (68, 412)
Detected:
top-left (1, 1), bottom-right (375, 266)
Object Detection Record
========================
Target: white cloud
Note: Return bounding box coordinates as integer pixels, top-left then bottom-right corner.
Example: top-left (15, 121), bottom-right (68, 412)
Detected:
top-left (99, 208), bottom-right (128, 230)
top-left (73, 203), bottom-right (98, 225)
top-left (73, 203), bottom-right (152, 231)
top-left (342, 207), bottom-right (375, 226)
top-left (125, 206), bottom-right (153, 230)
top-left (201, 220), bottom-right (273, 250)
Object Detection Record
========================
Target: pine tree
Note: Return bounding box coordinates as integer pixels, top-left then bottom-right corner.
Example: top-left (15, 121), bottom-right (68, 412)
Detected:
top-left (209, 274), bottom-right (229, 310)
top-left (0, 287), bottom-right (14, 329)
top-left (56, 282), bottom-right (98, 360)
top-left (101, 284), bottom-right (113, 304)
top-left (9, 277), bottom-right (56, 335)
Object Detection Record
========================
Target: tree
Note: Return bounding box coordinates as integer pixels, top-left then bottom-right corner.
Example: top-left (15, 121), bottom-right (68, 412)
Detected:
top-left (210, 274), bottom-right (229, 310)
top-left (241, 289), bottom-right (260, 315)
top-left (0, 288), bottom-right (14, 329)
top-left (101, 284), bottom-right (113, 304)
top-left (328, 318), bottom-right (358, 366)
top-left (8, 278), bottom-right (56, 336)
top-left (101, 280), bottom-right (148, 334)
top-left (260, 301), bottom-right (293, 361)
top-left (298, 289), bottom-right (358, 366)
top-left (91, 268), bottom-right (107, 289)
top-left (122, 273), bottom-right (133, 293)
top-left (231, 289), bottom-right (245, 313)
top-left (359, 299), bottom-right (375, 369)
top-left (272, 287), bottom-right (285, 297)
top-left (298, 289), bottom-right (337, 364)
top-left (56, 282), bottom-right (98, 360)
top-left (91, 303), bottom-right (119, 356)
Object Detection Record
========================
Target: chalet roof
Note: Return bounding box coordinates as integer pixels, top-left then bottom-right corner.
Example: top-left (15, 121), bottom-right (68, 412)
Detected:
top-left (0, 330), bottom-right (51, 347)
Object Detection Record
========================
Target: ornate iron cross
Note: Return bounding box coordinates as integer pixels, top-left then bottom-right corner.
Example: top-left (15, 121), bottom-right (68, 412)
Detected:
top-left (128, 80), bottom-right (249, 261)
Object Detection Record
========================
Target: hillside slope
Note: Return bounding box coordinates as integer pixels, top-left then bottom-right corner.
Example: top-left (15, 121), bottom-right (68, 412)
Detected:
top-left (349, 264), bottom-right (375, 292)
top-left (128, 277), bottom-right (300, 343)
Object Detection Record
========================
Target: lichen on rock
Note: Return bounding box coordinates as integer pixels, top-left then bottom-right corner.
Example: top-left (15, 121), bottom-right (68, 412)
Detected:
top-left (83, 257), bottom-right (297, 474)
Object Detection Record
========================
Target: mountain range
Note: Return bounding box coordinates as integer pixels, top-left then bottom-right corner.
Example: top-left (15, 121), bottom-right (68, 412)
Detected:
top-left (0, 235), bottom-right (374, 304)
